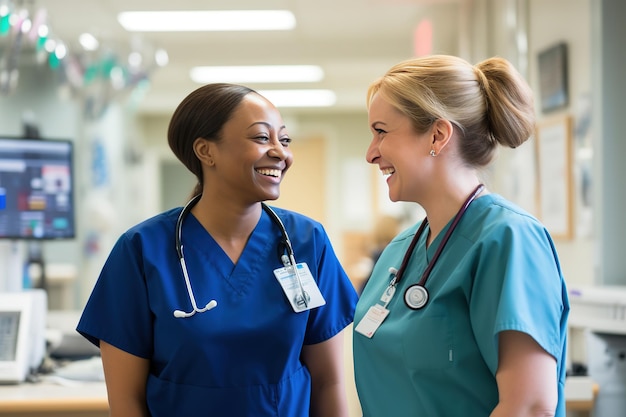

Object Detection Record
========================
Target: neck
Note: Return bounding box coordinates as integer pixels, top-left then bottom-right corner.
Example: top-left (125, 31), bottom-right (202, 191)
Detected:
top-left (190, 195), bottom-right (262, 248)
top-left (424, 183), bottom-right (485, 245)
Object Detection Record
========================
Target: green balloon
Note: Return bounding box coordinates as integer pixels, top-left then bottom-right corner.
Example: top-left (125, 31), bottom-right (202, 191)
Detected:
top-left (48, 53), bottom-right (60, 69)
top-left (0, 15), bottom-right (10, 36)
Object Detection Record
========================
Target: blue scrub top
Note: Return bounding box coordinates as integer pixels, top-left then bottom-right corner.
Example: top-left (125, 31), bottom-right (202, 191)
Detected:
top-left (77, 205), bottom-right (358, 417)
top-left (353, 194), bottom-right (569, 417)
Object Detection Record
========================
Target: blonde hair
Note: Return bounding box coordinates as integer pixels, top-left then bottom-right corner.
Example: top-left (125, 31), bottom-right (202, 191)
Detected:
top-left (366, 55), bottom-right (535, 167)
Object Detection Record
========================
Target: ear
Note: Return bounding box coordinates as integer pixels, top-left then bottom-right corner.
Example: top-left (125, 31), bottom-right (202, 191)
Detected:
top-left (193, 138), bottom-right (214, 166)
top-left (430, 119), bottom-right (455, 155)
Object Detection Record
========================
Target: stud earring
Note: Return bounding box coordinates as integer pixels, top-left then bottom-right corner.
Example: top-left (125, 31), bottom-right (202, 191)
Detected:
top-left (429, 149), bottom-right (436, 157)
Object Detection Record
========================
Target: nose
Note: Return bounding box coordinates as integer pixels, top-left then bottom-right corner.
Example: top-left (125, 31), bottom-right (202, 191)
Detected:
top-left (268, 140), bottom-right (289, 160)
top-left (365, 137), bottom-right (380, 164)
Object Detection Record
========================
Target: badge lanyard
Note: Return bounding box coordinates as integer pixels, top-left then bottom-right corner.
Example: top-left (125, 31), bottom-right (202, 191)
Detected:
top-left (355, 184), bottom-right (484, 338)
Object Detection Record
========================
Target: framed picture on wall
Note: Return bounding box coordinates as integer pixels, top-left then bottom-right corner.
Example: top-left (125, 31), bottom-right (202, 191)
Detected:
top-left (538, 42), bottom-right (569, 113)
top-left (535, 115), bottom-right (574, 239)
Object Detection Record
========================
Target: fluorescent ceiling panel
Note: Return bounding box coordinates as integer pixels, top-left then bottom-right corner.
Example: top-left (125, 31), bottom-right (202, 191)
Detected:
top-left (117, 10), bottom-right (296, 32)
top-left (258, 90), bottom-right (337, 108)
top-left (190, 65), bottom-right (324, 84)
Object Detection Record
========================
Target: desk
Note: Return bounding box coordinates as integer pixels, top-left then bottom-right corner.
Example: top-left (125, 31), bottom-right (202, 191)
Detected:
top-left (0, 380), bottom-right (108, 417)
top-left (565, 376), bottom-right (599, 415)
top-left (0, 376), bottom-right (596, 417)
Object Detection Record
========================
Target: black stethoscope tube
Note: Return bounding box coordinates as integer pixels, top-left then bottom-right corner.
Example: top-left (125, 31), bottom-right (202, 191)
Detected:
top-left (173, 195), bottom-right (308, 318)
top-left (392, 184), bottom-right (485, 310)
top-left (175, 195), bottom-right (294, 260)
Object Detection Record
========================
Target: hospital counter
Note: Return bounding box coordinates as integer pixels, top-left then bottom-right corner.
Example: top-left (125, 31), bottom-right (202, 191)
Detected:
top-left (0, 380), bottom-right (107, 417)
top-left (0, 376), bottom-right (597, 417)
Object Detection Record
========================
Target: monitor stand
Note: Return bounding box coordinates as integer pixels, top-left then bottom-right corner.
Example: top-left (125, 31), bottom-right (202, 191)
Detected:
top-left (26, 241), bottom-right (46, 291)
top-left (0, 240), bottom-right (25, 292)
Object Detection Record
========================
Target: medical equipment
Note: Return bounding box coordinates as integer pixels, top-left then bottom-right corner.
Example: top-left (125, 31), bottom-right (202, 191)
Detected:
top-left (389, 184), bottom-right (484, 310)
top-left (172, 195), bottom-right (309, 318)
top-left (0, 289), bottom-right (47, 384)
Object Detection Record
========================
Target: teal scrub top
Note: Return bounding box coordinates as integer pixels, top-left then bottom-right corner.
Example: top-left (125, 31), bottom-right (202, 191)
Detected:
top-left (353, 194), bottom-right (569, 417)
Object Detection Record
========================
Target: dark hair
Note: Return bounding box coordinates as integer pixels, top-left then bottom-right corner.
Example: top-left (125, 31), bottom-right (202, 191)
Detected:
top-left (167, 83), bottom-right (256, 197)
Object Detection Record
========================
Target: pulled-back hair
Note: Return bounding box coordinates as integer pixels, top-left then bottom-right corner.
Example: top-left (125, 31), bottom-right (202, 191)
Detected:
top-left (168, 83), bottom-right (256, 197)
top-left (366, 55), bottom-right (535, 167)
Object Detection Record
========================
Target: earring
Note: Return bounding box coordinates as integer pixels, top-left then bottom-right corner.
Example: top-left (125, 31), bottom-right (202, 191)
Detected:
top-left (429, 149), bottom-right (436, 157)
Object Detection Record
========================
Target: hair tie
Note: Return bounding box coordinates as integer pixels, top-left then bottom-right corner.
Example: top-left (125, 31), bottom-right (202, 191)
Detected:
top-left (473, 66), bottom-right (489, 113)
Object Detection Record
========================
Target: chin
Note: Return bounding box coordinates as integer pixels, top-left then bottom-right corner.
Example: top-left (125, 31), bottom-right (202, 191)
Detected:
top-left (264, 192), bottom-right (280, 201)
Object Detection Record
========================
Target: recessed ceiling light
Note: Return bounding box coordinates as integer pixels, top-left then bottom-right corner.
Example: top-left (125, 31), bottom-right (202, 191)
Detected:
top-left (258, 89), bottom-right (337, 108)
top-left (190, 65), bottom-right (324, 84)
top-left (117, 10), bottom-right (296, 32)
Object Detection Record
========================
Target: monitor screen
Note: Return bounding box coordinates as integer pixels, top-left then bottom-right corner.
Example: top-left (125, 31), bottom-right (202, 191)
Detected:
top-left (0, 137), bottom-right (75, 240)
top-left (0, 311), bottom-right (20, 361)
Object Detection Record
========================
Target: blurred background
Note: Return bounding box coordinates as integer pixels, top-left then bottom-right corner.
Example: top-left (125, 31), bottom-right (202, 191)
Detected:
top-left (0, 0), bottom-right (624, 415)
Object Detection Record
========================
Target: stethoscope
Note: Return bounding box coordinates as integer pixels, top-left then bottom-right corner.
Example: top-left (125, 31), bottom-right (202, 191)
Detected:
top-left (172, 194), bottom-right (310, 318)
top-left (386, 184), bottom-right (485, 310)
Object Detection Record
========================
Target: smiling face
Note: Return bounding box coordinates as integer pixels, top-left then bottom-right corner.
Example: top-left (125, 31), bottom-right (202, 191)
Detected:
top-left (197, 92), bottom-right (293, 205)
top-left (366, 92), bottom-right (434, 203)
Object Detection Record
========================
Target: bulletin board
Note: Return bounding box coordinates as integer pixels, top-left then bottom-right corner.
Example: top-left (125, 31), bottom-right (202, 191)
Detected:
top-left (535, 115), bottom-right (574, 239)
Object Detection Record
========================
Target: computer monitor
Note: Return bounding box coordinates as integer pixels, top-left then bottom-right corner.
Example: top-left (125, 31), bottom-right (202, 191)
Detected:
top-left (0, 136), bottom-right (75, 240)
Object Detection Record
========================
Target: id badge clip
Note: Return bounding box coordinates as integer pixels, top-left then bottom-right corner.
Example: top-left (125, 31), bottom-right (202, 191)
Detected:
top-left (355, 281), bottom-right (396, 338)
top-left (274, 263), bottom-right (326, 313)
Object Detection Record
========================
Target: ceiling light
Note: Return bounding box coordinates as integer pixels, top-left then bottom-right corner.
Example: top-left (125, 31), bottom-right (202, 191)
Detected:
top-left (190, 65), bottom-right (323, 84)
top-left (117, 10), bottom-right (296, 32)
top-left (258, 89), bottom-right (336, 108)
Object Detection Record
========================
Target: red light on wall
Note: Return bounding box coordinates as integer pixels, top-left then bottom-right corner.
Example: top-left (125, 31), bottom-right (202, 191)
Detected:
top-left (413, 19), bottom-right (432, 57)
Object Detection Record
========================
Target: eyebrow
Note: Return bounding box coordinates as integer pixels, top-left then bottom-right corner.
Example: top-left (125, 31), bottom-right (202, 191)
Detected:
top-left (248, 121), bottom-right (287, 131)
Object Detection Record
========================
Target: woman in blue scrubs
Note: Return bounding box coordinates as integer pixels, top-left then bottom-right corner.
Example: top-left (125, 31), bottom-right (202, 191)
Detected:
top-left (77, 83), bottom-right (358, 417)
top-left (353, 56), bottom-right (569, 416)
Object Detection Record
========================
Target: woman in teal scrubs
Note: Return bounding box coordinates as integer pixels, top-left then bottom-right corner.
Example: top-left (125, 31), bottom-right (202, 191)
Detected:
top-left (353, 55), bottom-right (569, 417)
top-left (77, 83), bottom-right (358, 417)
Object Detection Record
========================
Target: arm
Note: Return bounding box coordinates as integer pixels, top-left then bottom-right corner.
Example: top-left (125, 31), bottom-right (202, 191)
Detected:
top-left (300, 331), bottom-right (349, 417)
top-left (490, 330), bottom-right (558, 417)
top-left (100, 340), bottom-right (150, 417)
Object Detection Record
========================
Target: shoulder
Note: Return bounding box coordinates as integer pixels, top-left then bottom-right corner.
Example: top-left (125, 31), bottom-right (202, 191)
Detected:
top-left (464, 193), bottom-right (555, 247)
top-left (472, 194), bottom-right (543, 228)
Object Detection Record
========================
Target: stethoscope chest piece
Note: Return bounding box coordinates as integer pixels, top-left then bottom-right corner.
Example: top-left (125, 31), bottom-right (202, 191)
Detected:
top-left (404, 284), bottom-right (429, 310)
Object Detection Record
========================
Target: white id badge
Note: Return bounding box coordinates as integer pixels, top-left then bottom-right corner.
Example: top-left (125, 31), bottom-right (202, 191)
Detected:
top-left (355, 305), bottom-right (390, 338)
top-left (273, 263), bottom-right (326, 313)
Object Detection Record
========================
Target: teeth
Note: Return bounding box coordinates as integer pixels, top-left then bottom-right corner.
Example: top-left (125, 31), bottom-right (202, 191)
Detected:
top-left (256, 168), bottom-right (282, 178)
top-left (382, 167), bottom-right (395, 176)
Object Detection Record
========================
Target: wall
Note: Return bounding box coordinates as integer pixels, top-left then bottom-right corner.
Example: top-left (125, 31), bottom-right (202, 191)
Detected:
top-left (528, 0), bottom-right (594, 287)
top-left (0, 64), bottom-right (83, 298)
top-left (0, 60), bottom-right (158, 306)
top-left (468, 0), bottom-right (595, 287)
top-left (592, 0), bottom-right (626, 286)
